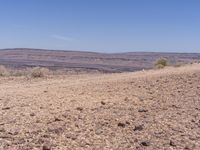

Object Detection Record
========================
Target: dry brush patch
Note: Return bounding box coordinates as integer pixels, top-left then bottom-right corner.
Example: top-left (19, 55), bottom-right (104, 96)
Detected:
top-left (0, 65), bottom-right (51, 78)
top-left (154, 57), bottom-right (169, 69)
top-left (29, 67), bottom-right (50, 78)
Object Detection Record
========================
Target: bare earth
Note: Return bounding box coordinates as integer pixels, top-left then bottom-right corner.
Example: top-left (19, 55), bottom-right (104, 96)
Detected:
top-left (0, 64), bottom-right (200, 150)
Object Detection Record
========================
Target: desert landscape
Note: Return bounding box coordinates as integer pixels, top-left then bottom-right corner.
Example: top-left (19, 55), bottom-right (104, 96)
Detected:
top-left (0, 49), bottom-right (200, 72)
top-left (0, 63), bottom-right (200, 150)
top-left (1, 1), bottom-right (200, 149)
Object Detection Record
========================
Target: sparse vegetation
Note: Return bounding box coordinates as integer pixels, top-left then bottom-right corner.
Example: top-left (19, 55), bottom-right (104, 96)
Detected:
top-left (0, 65), bottom-right (9, 76)
top-left (30, 67), bottom-right (50, 78)
top-left (154, 58), bottom-right (168, 69)
top-left (0, 65), bottom-right (51, 78)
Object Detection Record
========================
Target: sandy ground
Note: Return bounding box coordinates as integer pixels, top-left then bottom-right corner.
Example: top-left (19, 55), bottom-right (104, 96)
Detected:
top-left (0, 64), bottom-right (200, 150)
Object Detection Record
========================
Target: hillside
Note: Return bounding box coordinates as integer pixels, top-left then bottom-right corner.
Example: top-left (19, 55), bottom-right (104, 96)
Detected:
top-left (0, 64), bottom-right (200, 149)
top-left (0, 48), bottom-right (200, 72)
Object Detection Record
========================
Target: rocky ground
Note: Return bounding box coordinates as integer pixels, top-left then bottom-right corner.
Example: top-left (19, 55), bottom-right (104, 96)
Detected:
top-left (0, 64), bottom-right (200, 150)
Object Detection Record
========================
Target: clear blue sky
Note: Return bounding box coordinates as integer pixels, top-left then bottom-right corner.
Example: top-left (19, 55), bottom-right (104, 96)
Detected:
top-left (0, 0), bottom-right (200, 53)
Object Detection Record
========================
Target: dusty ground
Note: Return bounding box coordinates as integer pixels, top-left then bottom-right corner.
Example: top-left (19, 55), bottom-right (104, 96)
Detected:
top-left (0, 64), bottom-right (200, 150)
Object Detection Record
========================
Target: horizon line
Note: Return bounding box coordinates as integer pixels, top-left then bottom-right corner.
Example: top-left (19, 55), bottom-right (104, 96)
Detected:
top-left (0, 48), bottom-right (199, 54)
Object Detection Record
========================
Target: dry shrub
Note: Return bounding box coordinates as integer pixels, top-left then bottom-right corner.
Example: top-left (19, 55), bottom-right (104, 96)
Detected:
top-left (154, 58), bottom-right (168, 69)
top-left (10, 70), bottom-right (26, 77)
top-left (0, 65), bottom-right (9, 76)
top-left (30, 67), bottom-right (50, 78)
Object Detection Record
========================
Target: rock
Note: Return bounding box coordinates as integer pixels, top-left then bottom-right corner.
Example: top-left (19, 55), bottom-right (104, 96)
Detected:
top-left (42, 144), bottom-right (51, 150)
top-left (48, 126), bottom-right (63, 134)
top-left (118, 122), bottom-right (126, 128)
top-left (0, 127), bottom-right (5, 132)
top-left (54, 117), bottom-right (62, 122)
top-left (30, 113), bottom-right (35, 117)
top-left (184, 144), bottom-right (195, 150)
top-left (76, 107), bottom-right (83, 111)
top-left (140, 141), bottom-right (150, 146)
top-left (66, 133), bottom-right (77, 140)
top-left (124, 97), bottom-right (129, 101)
top-left (101, 101), bottom-right (106, 105)
top-left (138, 108), bottom-right (148, 112)
top-left (134, 125), bottom-right (144, 131)
top-left (2, 107), bottom-right (10, 110)
top-left (169, 140), bottom-right (176, 147)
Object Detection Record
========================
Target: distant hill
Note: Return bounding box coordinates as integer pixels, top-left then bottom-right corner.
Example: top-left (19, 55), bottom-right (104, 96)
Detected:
top-left (0, 48), bottom-right (199, 72)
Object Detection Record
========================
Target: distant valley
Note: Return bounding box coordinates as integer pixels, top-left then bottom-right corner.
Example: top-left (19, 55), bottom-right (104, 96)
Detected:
top-left (0, 48), bottom-right (199, 72)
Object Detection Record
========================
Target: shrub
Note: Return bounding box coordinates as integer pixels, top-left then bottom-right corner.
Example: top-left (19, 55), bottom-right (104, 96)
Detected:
top-left (10, 70), bottom-right (26, 77)
top-left (0, 65), bottom-right (9, 76)
top-left (154, 58), bottom-right (168, 69)
top-left (30, 67), bottom-right (49, 78)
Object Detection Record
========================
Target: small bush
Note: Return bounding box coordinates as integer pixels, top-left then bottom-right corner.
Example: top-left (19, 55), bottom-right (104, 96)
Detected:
top-left (154, 58), bottom-right (168, 69)
top-left (30, 67), bottom-right (49, 78)
top-left (0, 65), bottom-right (9, 76)
top-left (10, 70), bottom-right (26, 77)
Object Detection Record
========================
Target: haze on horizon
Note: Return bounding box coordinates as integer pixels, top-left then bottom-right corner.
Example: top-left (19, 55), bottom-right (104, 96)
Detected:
top-left (0, 0), bottom-right (199, 53)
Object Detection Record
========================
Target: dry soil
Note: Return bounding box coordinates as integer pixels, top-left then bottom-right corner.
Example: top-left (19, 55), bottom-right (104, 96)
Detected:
top-left (0, 64), bottom-right (200, 150)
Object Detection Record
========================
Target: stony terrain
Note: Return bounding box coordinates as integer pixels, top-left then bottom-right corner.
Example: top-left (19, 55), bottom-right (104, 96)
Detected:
top-left (0, 64), bottom-right (200, 150)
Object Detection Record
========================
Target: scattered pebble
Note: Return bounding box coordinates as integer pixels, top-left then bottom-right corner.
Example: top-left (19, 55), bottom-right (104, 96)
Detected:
top-left (140, 141), bottom-right (150, 146)
top-left (42, 144), bottom-right (51, 150)
top-left (101, 101), bottom-right (106, 105)
top-left (170, 140), bottom-right (176, 147)
top-left (118, 122), bottom-right (126, 128)
top-left (138, 108), bottom-right (148, 112)
top-left (76, 107), bottom-right (83, 111)
top-left (2, 107), bottom-right (10, 110)
top-left (134, 125), bottom-right (144, 131)
top-left (30, 113), bottom-right (35, 117)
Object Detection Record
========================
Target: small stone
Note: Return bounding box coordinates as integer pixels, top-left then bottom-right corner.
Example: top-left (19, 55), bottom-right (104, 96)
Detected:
top-left (2, 107), bottom-right (10, 110)
top-left (141, 141), bottom-right (150, 146)
top-left (54, 117), bottom-right (62, 122)
top-left (124, 97), bottom-right (129, 101)
top-left (134, 125), bottom-right (144, 131)
top-left (42, 144), bottom-right (51, 150)
top-left (101, 101), bottom-right (106, 105)
top-left (138, 108), bottom-right (148, 112)
top-left (170, 140), bottom-right (176, 147)
top-left (118, 122), bottom-right (126, 128)
top-left (76, 107), bottom-right (83, 111)
top-left (30, 113), bottom-right (35, 117)
top-left (184, 144), bottom-right (195, 150)
top-left (0, 127), bottom-right (5, 132)
top-left (66, 133), bottom-right (77, 140)
top-left (95, 129), bottom-right (103, 135)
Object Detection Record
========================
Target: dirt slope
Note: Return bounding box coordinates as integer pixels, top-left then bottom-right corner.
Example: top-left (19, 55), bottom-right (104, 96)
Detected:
top-left (0, 64), bottom-right (200, 150)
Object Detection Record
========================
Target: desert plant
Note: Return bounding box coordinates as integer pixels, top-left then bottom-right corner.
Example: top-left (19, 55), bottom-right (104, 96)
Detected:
top-left (10, 70), bottom-right (26, 77)
top-left (0, 65), bottom-right (9, 76)
top-left (154, 58), bottom-right (168, 69)
top-left (30, 67), bottom-right (49, 78)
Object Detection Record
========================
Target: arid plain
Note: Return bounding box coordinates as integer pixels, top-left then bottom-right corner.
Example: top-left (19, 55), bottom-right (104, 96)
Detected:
top-left (0, 63), bottom-right (200, 150)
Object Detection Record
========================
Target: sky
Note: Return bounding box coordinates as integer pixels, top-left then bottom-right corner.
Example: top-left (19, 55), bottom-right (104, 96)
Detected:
top-left (0, 0), bottom-right (200, 53)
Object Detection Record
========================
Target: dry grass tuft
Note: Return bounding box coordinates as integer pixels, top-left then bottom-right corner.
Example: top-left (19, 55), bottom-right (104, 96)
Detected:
top-left (30, 67), bottom-right (50, 78)
top-left (0, 65), bottom-right (9, 76)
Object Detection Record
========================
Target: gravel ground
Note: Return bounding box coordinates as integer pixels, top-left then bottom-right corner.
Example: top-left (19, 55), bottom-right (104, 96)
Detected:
top-left (0, 64), bottom-right (200, 150)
